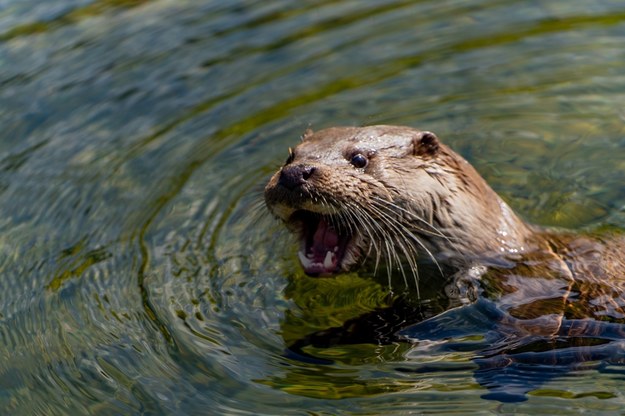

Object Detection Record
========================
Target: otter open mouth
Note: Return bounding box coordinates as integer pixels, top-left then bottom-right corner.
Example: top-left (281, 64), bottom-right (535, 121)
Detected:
top-left (291, 210), bottom-right (353, 276)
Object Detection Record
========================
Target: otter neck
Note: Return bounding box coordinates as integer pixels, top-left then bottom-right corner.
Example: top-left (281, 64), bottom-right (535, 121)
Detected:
top-left (444, 190), bottom-right (533, 262)
top-left (414, 165), bottom-right (535, 263)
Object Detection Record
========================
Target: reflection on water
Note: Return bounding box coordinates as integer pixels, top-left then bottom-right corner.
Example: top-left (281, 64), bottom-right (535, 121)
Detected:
top-left (1, 0), bottom-right (625, 413)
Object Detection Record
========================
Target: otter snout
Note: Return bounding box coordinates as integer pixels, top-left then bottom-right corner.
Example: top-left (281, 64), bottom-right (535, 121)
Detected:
top-left (278, 164), bottom-right (316, 190)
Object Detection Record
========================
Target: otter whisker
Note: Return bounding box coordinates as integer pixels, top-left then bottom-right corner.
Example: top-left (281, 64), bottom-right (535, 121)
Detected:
top-left (369, 196), bottom-right (462, 271)
top-left (371, 196), bottom-right (458, 252)
top-left (370, 195), bottom-right (450, 239)
top-left (349, 201), bottom-right (422, 293)
top-left (368, 213), bottom-right (421, 292)
top-left (352, 202), bottom-right (407, 288)
top-left (344, 202), bottom-right (393, 285)
top-left (341, 207), bottom-right (382, 274)
top-left (363, 201), bottom-right (442, 286)
top-left (369, 196), bottom-right (459, 272)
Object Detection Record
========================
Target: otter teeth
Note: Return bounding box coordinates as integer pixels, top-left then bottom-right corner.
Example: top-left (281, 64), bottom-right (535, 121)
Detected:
top-left (297, 247), bottom-right (339, 273)
top-left (298, 250), bottom-right (312, 269)
top-left (323, 250), bottom-right (335, 269)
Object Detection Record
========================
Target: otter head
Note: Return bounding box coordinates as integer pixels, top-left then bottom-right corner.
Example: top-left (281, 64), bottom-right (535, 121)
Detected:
top-left (264, 125), bottom-right (530, 276)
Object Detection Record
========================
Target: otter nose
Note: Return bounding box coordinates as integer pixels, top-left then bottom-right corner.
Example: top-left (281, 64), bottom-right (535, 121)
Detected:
top-left (278, 164), bottom-right (316, 190)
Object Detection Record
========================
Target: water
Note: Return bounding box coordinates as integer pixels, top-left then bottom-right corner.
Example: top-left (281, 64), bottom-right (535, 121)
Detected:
top-left (1, 0), bottom-right (625, 413)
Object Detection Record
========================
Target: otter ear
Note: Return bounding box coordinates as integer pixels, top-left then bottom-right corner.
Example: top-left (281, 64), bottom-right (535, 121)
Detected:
top-left (413, 131), bottom-right (440, 157)
top-left (301, 128), bottom-right (314, 142)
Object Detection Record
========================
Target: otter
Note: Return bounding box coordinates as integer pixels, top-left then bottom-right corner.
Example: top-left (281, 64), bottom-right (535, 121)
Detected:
top-left (264, 125), bottom-right (625, 401)
top-left (265, 125), bottom-right (624, 283)
top-left (264, 125), bottom-right (535, 276)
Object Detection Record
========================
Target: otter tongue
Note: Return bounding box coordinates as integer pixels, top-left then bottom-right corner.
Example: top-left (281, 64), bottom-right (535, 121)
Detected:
top-left (299, 217), bottom-right (340, 275)
top-left (313, 218), bottom-right (339, 251)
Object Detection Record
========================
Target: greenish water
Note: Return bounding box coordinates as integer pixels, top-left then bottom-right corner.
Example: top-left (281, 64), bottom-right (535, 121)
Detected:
top-left (1, 0), bottom-right (625, 414)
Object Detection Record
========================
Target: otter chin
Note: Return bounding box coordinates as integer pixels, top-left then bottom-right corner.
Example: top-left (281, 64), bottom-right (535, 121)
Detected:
top-left (264, 125), bottom-right (536, 278)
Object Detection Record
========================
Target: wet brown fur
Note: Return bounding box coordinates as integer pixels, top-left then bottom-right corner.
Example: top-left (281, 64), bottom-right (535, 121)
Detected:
top-left (265, 125), bottom-right (625, 330)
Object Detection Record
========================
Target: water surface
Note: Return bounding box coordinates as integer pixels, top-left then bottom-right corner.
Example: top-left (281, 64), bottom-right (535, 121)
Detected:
top-left (1, 0), bottom-right (625, 413)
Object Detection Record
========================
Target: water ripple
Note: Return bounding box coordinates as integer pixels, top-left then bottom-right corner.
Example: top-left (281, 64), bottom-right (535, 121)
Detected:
top-left (1, 0), bottom-right (625, 413)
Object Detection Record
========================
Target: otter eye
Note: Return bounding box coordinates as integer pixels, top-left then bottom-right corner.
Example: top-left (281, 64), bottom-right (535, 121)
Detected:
top-left (285, 147), bottom-right (295, 165)
top-left (350, 153), bottom-right (368, 168)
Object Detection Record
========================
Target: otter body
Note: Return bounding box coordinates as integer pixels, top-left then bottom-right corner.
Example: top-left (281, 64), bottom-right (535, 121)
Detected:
top-left (264, 125), bottom-right (625, 401)
top-left (264, 125), bottom-right (625, 323)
